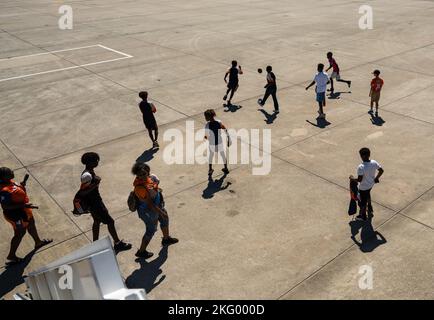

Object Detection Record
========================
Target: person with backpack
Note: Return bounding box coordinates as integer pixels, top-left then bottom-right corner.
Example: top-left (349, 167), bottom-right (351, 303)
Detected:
top-left (79, 152), bottom-right (131, 251)
top-left (204, 109), bottom-right (230, 176)
top-left (139, 91), bottom-right (159, 149)
top-left (0, 167), bottom-right (52, 264)
top-left (131, 162), bottom-right (178, 259)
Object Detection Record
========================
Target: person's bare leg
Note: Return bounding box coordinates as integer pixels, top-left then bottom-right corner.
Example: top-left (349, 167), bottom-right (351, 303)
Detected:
top-left (161, 226), bottom-right (170, 239)
top-left (7, 229), bottom-right (26, 260)
top-left (154, 128), bottom-right (158, 141)
top-left (330, 78), bottom-right (334, 92)
top-left (147, 129), bottom-right (155, 142)
top-left (92, 221), bottom-right (100, 241)
top-left (228, 87), bottom-right (237, 104)
top-left (318, 101), bottom-right (324, 115)
top-left (338, 79), bottom-right (351, 87)
top-left (107, 221), bottom-right (120, 243)
top-left (27, 218), bottom-right (43, 246)
top-left (138, 235), bottom-right (151, 252)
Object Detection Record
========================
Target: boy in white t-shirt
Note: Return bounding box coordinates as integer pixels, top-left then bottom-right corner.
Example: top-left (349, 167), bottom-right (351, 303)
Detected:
top-left (306, 63), bottom-right (330, 118)
top-left (350, 148), bottom-right (384, 221)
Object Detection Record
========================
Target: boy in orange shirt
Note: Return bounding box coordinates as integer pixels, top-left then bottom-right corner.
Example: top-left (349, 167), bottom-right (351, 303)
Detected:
top-left (369, 70), bottom-right (384, 117)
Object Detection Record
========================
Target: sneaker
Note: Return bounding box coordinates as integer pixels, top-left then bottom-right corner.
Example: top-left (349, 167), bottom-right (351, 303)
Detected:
top-left (257, 98), bottom-right (263, 106)
top-left (135, 250), bottom-right (154, 259)
top-left (368, 109), bottom-right (373, 114)
top-left (223, 94), bottom-right (227, 101)
top-left (154, 141), bottom-right (159, 148)
top-left (208, 168), bottom-right (214, 176)
top-left (114, 240), bottom-right (132, 252)
top-left (222, 167), bottom-right (229, 174)
top-left (355, 215), bottom-right (367, 221)
top-left (162, 236), bottom-right (179, 246)
top-left (375, 111), bottom-right (378, 117)
top-left (274, 110), bottom-right (279, 114)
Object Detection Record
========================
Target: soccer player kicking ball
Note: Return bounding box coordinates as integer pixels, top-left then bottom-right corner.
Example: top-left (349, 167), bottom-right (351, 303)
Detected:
top-left (306, 63), bottom-right (330, 119)
top-left (326, 52), bottom-right (351, 94)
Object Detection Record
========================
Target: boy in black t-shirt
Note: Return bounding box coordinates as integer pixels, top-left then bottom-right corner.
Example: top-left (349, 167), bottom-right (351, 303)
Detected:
top-left (223, 60), bottom-right (243, 106)
top-left (139, 91), bottom-right (159, 149)
top-left (258, 65), bottom-right (279, 113)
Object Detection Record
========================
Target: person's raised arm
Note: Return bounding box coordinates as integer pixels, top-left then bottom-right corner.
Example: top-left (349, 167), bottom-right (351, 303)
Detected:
top-left (238, 65), bottom-right (243, 75)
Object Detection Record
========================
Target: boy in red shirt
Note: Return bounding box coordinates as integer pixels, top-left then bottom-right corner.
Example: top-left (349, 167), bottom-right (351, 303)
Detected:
top-left (369, 70), bottom-right (384, 117)
top-left (0, 167), bottom-right (52, 264)
top-left (326, 52), bottom-right (351, 94)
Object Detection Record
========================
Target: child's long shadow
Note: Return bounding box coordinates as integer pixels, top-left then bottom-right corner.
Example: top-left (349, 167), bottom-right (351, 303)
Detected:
top-left (0, 250), bottom-right (36, 298)
top-left (202, 173), bottom-right (231, 199)
top-left (125, 246), bottom-right (168, 294)
top-left (136, 147), bottom-right (158, 163)
top-left (350, 220), bottom-right (387, 252)
top-left (258, 109), bottom-right (277, 124)
top-left (370, 113), bottom-right (385, 126)
top-left (224, 103), bottom-right (242, 113)
top-left (306, 117), bottom-right (331, 129)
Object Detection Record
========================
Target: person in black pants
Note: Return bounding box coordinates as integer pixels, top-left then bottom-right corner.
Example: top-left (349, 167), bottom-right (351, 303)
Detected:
top-left (139, 91), bottom-right (159, 149)
top-left (223, 60), bottom-right (243, 106)
top-left (80, 152), bottom-right (132, 252)
top-left (258, 65), bottom-right (279, 114)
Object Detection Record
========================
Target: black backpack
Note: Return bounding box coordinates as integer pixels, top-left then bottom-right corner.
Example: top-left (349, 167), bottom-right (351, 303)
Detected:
top-left (127, 191), bottom-right (138, 212)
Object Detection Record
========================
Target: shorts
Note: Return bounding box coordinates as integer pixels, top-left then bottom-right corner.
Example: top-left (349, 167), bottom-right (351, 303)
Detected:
top-left (4, 210), bottom-right (33, 230)
top-left (316, 92), bottom-right (326, 102)
top-left (88, 200), bottom-right (114, 225)
top-left (371, 91), bottom-right (381, 103)
top-left (330, 72), bottom-right (340, 80)
top-left (227, 81), bottom-right (239, 90)
top-left (137, 206), bottom-right (169, 239)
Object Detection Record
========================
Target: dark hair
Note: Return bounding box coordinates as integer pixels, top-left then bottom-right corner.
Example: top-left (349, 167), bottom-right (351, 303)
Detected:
top-left (81, 152), bottom-right (100, 165)
top-left (373, 69), bottom-right (380, 75)
top-left (139, 91), bottom-right (148, 100)
top-left (318, 63), bottom-right (324, 71)
top-left (204, 109), bottom-right (216, 122)
top-left (327, 51), bottom-right (333, 57)
top-left (359, 147), bottom-right (371, 158)
top-left (266, 65), bottom-right (272, 72)
top-left (231, 60), bottom-right (237, 67)
top-left (131, 162), bottom-right (150, 176)
top-left (0, 167), bottom-right (14, 181)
